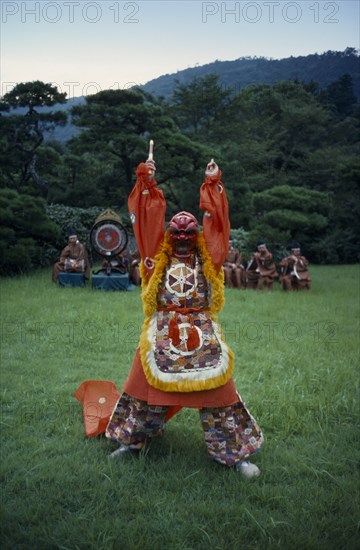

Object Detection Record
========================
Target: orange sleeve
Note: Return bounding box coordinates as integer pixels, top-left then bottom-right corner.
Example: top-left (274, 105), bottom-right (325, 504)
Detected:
top-left (200, 170), bottom-right (230, 272)
top-left (128, 163), bottom-right (166, 279)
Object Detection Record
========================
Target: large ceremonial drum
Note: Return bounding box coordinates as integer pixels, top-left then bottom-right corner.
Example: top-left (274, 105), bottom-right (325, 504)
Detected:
top-left (90, 209), bottom-right (128, 259)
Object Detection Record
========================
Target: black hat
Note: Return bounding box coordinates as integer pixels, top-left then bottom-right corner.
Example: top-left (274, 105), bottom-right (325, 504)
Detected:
top-left (257, 240), bottom-right (266, 246)
top-left (290, 241), bottom-right (301, 249)
top-left (67, 227), bottom-right (77, 237)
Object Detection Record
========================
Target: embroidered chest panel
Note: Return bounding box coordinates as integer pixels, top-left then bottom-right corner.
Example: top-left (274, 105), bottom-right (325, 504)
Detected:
top-left (157, 256), bottom-right (209, 309)
top-left (139, 254), bottom-right (234, 392)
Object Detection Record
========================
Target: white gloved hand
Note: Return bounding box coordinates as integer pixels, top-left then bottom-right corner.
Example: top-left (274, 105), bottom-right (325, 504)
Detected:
top-left (205, 158), bottom-right (219, 178)
top-left (145, 159), bottom-right (156, 179)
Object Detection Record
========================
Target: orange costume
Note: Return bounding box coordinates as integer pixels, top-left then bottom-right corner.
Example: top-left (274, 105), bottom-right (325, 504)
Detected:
top-left (52, 238), bottom-right (90, 283)
top-left (246, 241), bottom-right (278, 290)
top-left (280, 242), bottom-right (311, 291)
top-left (122, 161), bottom-right (237, 407)
top-left (104, 159), bottom-right (263, 473)
top-left (223, 242), bottom-right (245, 288)
top-left (129, 248), bottom-right (141, 286)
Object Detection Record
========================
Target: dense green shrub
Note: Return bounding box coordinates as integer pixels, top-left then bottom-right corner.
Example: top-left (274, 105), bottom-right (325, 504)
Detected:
top-left (0, 189), bottom-right (60, 274)
top-left (229, 227), bottom-right (250, 257)
top-left (46, 204), bottom-right (105, 250)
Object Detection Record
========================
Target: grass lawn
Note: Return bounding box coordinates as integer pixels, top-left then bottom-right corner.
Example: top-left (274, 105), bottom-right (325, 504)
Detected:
top-left (1, 265), bottom-right (359, 549)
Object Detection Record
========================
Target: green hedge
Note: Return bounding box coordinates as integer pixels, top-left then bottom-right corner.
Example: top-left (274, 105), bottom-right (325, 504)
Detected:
top-left (0, 189), bottom-right (60, 274)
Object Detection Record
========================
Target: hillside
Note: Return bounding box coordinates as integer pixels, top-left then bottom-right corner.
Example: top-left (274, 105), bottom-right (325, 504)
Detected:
top-left (142, 48), bottom-right (360, 99)
top-left (2, 48), bottom-right (358, 144)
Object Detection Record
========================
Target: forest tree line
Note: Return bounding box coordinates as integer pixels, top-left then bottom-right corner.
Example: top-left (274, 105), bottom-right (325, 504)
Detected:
top-left (0, 70), bottom-right (359, 274)
top-left (143, 47), bottom-right (360, 99)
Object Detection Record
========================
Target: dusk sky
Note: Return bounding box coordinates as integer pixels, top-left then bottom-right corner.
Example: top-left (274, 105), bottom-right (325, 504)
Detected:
top-left (1, 0), bottom-right (359, 98)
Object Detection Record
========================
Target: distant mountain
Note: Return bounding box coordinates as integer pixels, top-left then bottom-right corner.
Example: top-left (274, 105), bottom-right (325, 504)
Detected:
top-left (3, 49), bottom-right (358, 143)
top-left (141, 48), bottom-right (360, 100)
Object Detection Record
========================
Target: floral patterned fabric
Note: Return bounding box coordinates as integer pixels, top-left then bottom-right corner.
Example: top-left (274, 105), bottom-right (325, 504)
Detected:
top-left (106, 393), bottom-right (168, 449)
top-left (106, 392), bottom-right (264, 465)
top-left (200, 397), bottom-right (264, 466)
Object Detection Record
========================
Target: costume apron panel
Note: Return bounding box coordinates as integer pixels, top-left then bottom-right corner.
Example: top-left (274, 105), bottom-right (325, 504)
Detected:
top-left (140, 257), bottom-right (234, 392)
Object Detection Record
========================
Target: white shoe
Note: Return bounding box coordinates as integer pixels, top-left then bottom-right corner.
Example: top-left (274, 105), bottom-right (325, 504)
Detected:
top-left (236, 461), bottom-right (261, 478)
top-left (109, 442), bottom-right (142, 458)
top-left (109, 445), bottom-right (133, 458)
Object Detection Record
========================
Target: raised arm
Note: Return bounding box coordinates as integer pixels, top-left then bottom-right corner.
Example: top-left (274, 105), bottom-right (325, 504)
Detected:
top-left (200, 160), bottom-right (230, 272)
top-left (128, 158), bottom-right (166, 280)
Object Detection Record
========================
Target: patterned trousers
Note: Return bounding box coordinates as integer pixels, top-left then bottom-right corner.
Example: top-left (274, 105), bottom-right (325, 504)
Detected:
top-left (106, 392), bottom-right (264, 467)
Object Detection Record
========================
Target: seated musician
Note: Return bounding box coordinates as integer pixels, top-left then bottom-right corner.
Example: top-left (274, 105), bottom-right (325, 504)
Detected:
top-left (52, 228), bottom-right (90, 283)
top-left (223, 240), bottom-right (245, 288)
top-left (129, 248), bottom-right (141, 286)
top-left (279, 241), bottom-right (311, 291)
top-left (245, 240), bottom-right (278, 290)
top-left (101, 250), bottom-right (128, 273)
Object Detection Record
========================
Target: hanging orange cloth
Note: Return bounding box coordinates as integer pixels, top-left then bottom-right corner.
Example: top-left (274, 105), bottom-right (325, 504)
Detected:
top-left (187, 316), bottom-right (200, 351)
top-left (74, 380), bottom-right (121, 437)
top-left (128, 163), bottom-right (166, 283)
top-left (168, 312), bottom-right (180, 345)
top-left (74, 380), bottom-right (182, 436)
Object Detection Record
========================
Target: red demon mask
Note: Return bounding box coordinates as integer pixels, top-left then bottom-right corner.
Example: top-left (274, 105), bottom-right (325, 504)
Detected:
top-left (167, 211), bottom-right (199, 258)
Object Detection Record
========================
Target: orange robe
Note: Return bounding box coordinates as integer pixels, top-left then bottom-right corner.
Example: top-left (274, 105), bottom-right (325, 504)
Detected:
top-left (125, 164), bottom-right (238, 408)
top-left (52, 241), bottom-right (90, 283)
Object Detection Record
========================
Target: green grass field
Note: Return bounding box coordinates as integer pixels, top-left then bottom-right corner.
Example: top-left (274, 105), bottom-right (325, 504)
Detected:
top-left (1, 265), bottom-right (359, 550)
